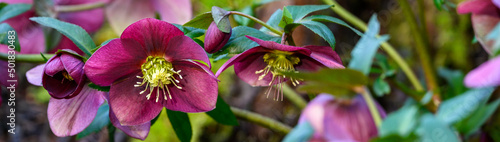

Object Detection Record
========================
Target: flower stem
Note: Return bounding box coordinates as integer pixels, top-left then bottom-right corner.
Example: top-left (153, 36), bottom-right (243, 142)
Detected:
top-left (358, 87), bottom-right (382, 127)
top-left (281, 84), bottom-right (307, 109)
top-left (0, 53), bottom-right (54, 63)
top-left (231, 106), bottom-right (292, 134)
top-left (54, 2), bottom-right (106, 12)
top-left (230, 11), bottom-right (284, 36)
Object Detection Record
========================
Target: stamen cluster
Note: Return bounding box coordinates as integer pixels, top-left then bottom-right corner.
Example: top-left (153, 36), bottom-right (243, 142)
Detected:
top-left (135, 56), bottom-right (183, 102)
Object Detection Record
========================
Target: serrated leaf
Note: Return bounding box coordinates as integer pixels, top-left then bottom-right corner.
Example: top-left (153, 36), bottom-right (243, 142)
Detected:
top-left (301, 15), bottom-right (362, 36)
top-left (211, 6), bottom-right (231, 33)
top-left (206, 95), bottom-right (238, 125)
top-left (77, 103), bottom-right (110, 139)
top-left (282, 121), bottom-right (314, 142)
top-left (379, 102), bottom-right (419, 137)
top-left (348, 14), bottom-right (390, 75)
top-left (183, 12), bottom-right (213, 30)
top-left (173, 24), bottom-right (206, 39)
top-left (30, 17), bottom-right (95, 56)
top-left (260, 9), bottom-right (283, 34)
top-left (299, 20), bottom-right (336, 48)
top-left (284, 5), bottom-right (331, 22)
top-left (455, 99), bottom-right (500, 136)
top-left (0, 3), bottom-right (32, 23)
top-left (42, 27), bottom-right (62, 51)
top-left (88, 83), bottom-right (110, 92)
top-left (417, 114), bottom-right (460, 142)
top-left (373, 77), bottom-right (390, 97)
top-left (278, 7), bottom-right (293, 28)
top-left (436, 87), bottom-right (495, 125)
top-left (0, 23), bottom-right (21, 52)
top-left (167, 110), bottom-right (192, 142)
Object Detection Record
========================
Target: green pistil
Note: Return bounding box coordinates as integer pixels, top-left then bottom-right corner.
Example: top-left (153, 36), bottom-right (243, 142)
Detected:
top-left (135, 56), bottom-right (182, 102)
top-left (255, 51), bottom-right (301, 101)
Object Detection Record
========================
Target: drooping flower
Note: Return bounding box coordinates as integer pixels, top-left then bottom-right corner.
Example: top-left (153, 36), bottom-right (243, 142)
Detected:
top-left (204, 22), bottom-right (231, 53)
top-left (215, 36), bottom-right (344, 100)
top-left (294, 94), bottom-right (386, 142)
top-left (464, 56), bottom-right (500, 87)
top-left (105, 0), bottom-right (192, 34)
top-left (84, 18), bottom-right (218, 126)
top-left (457, 0), bottom-right (500, 54)
top-left (43, 50), bottom-right (86, 99)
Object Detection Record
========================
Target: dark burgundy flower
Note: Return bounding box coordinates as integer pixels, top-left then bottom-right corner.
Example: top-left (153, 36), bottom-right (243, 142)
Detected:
top-left (204, 22), bottom-right (231, 53)
top-left (215, 36), bottom-right (344, 99)
top-left (84, 18), bottom-right (218, 126)
top-left (43, 50), bottom-right (86, 99)
top-left (297, 94), bottom-right (386, 142)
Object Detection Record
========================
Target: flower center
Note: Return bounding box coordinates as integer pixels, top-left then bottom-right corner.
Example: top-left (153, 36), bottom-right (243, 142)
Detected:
top-left (255, 50), bottom-right (300, 101)
top-left (135, 56), bottom-right (183, 102)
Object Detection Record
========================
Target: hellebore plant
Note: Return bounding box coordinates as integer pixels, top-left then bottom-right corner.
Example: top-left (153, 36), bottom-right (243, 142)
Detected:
top-left (204, 22), bottom-right (231, 53)
top-left (216, 36), bottom-right (344, 100)
top-left (85, 18), bottom-right (218, 126)
top-left (296, 94), bottom-right (386, 142)
top-left (42, 50), bottom-right (86, 98)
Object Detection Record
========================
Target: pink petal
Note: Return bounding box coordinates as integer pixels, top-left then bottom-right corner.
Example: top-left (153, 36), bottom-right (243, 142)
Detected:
top-left (215, 46), bottom-right (268, 77)
top-left (302, 45), bottom-right (344, 68)
top-left (109, 107), bottom-right (150, 140)
top-left (164, 60), bottom-right (218, 112)
top-left (109, 72), bottom-right (164, 126)
top-left (295, 57), bottom-right (327, 72)
top-left (165, 35), bottom-right (210, 67)
top-left (44, 56), bottom-right (65, 76)
top-left (60, 54), bottom-right (85, 84)
top-left (246, 36), bottom-right (311, 55)
top-left (0, 0), bottom-right (32, 4)
top-left (457, 0), bottom-right (499, 16)
top-left (84, 39), bottom-right (147, 86)
top-left (472, 14), bottom-right (500, 54)
top-left (26, 64), bottom-right (45, 86)
top-left (464, 56), bottom-right (500, 87)
top-left (48, 85), bottom-right (106, 137)
top-left (105, 0), bottom-right (155, 34)
top-left (152, 0), bottom-right (192, 24)
top-left (299, 94), bottom-right (334, 135)
top-left (233, 53), bottom-right (278, 86)
top-left (494, 0), bottom-right (500, 8)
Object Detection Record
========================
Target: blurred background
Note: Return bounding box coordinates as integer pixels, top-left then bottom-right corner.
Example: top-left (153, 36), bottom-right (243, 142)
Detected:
top-left (1, 0), bottom-right (495, 141)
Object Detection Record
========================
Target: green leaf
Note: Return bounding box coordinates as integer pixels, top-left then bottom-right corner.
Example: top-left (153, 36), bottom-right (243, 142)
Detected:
top-left (437, 67), bottom-right (467, 99)
top-left (206, 95), bottom-right (238, 125)
top-left (436, 87), bottom-right (495, 125)
top-left (42, 27), bottom-right (62, 51)
top-left (183, 12), bottom-right (213, 29)
top-left (173, 24), bottom-right (206, 39)
top-left (299, 20), bottom-right (335, 48)
top-left (0, 23), bottom-right (21, 52)
top-left (88, 83), bottom-right (110, 92)
top-left (379, 101), bottom-right (419, 137)
top-left (282, 121), bottom-right (314, 142)
top-left (30, 17), bottom-right (95, 56)
top-left (416, 114), bottom-right (460, 142)
top-left (455, 99), bottom-right (500, 136)
top-left (40, 53), bottom-right (48, 62)
top-left (348, 14), bottom-right (390, 75)
top-left (0, 4), bottom-right (32, 23)
top-left (213, 26), bottom-right (280, 60)
top-left (284, 5), bottom-right (331, 22)
top-left (260, 9), bottom-right (283, 34)
top-left (211, 6), bottom-right (231, 33)
top-left (233, 6), bottom-right (253, 26)
top-left (434, 0), bottom-right (444, 11)
top-left (167, 110), bottom-right (192, 142)
top-left (301, 15), bottom-right (362, 36)
top-left (278, 7), bottom-right (293, 28)
top-left (373, 77), bottom-right (390, 97)
top-left (77, 103), bottom-right (110, 139)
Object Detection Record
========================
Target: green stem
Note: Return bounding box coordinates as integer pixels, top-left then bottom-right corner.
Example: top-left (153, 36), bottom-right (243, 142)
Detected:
top-left (230, 11), bottom-right (284, 35)
top-left (231, 106), bottom-right (292, 134)
top-left (322, 0), bottom-right (423, 91)
top-left (359, 87), bottom-right (382, 127)
top-left (0, 53), bottom-right (54, 63)
top-left (281, 84), bottom-right (307, 109)
top-left (54, 2), bottom-right (106, 12)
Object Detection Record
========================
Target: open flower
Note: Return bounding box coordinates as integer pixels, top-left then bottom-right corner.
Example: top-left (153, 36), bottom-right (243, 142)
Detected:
top-left (215, 36), bottom-right (343, 99)
top-left (43, 50), bottom-right (86, 99)
top-left (296, 94), bottom-right (386, 142)
top-left (85, 18), bottom-right (218, 126)
top-left (204, 22), bottom-right (231, 53)
top-left (457, 0), bottom-right (500, 54)
top-left (464, 56), bottom-right (500, 87)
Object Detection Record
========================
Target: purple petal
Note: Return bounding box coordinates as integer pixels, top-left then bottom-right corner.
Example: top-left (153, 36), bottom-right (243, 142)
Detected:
top-left (26, 64), bottom-right (45, 86)
top-left (1, 9), bottom-right (46, 54)
top-left (457, 0), bottom-right (499, 16)
top-left (472, 14), bottom-right (500, 54)
top-left (84, 39), bottom-right (147, 86)
top-left (57, 5), bottom-right (104, 33)
top-left (302, 45), bottom-right (344, 68)
top-left (164, 61), bottom-right (218, 112)
top-left (233, 53), bottom-right (278, 86)
top-left (120, 18), bottom-right (185, 54)
top-left (215, 47), bottom-right (268, 77)
top-left (0, 0), bottom-right (32, 4)
top-left (295, 57), bottom-right (327, 72)
top-left (109, 72), bottom-right (163, 126)
top-left (204, 22), bottom-right (231, 54)
top-left (494, 0), bottom-right (500, 9)
top-left (152, 0), bottom-right (192, 24)
top-left (60, 54), bottom-right (85, 82)
top-left (165, 35), bottom-right (211, 67)
top-left (109, 107), bottom-right (150, 140)
top-left (44, 56), bottom-right (64, 76)
top-left (106, 0), bottom-right (155, 34)
top-left (464, 56), bottom-right (500, 87)
top-left (299, 94), bottom-right (334, 134)
top-left (47, 85), bottom-right (106, 137)
top-left (246, 36), bottom-right (311, 55)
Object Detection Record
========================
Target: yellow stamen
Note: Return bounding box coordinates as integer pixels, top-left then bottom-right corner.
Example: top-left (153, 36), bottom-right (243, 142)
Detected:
top-left (135, 56), bottom-right (183, 102)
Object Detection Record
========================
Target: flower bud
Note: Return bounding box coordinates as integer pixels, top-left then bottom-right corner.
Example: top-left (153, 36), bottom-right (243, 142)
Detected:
top-left (204, 22), bottom-right (231, 53)
top-left (42, 49), bottom-right (86, 99)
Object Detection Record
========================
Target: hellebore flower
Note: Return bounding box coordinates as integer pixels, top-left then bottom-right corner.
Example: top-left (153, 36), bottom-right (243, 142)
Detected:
top-left (297, 94), bottom-right (386, 142)
top-left (215, 36), bottom-right (343, 99)
top-left (457, 0), bottom-right (500, 54)
top-left (204, 22), bottom-right (231, 53)
top-left (464, 56), bottom-right (500, 87)
top-left (106, 0), bottom-right (192, 34)
top-left (85, 18), bottom-right (218, 126)
top-left (43, 50), bottom-right (86, 99)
